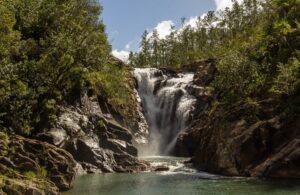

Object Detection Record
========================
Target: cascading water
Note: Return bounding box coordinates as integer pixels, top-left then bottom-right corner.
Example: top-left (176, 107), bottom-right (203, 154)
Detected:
top-left (134, 68), bottom-right (197, 156)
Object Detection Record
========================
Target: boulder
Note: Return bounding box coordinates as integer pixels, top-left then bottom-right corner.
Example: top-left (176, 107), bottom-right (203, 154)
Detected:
top-left (181, 58), bottom-right (217, 86)
top-left (33, 92), bottom-right (148, 175)
top-left (250, 138), bottom-right (300, 178)
top-left (0, 135), bottom-right (77, 191)
top-left (65, 138), bottom-right (115, 173)
top-left (177, 95), bottom-right (300, 179)
top-left (1, 176), bottom-right (58, 195)
top-left (153, 166), bottom-right (170, 172)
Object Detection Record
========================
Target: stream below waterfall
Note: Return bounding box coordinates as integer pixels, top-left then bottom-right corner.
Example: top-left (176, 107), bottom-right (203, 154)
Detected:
top-left (64, 69), bottom-right (300, 195)
top-left (64, 156), bottom-right (300, 195)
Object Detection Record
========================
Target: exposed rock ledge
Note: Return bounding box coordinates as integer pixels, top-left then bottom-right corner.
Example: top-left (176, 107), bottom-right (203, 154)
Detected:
top-left (0, 134), bottom-right (72, 194)
top-left (0, 89), bottom-right (148, 193)
top-left (37, 92), bottom-right (148, 174)
top-left (175, 59), bottom-right (300, 179)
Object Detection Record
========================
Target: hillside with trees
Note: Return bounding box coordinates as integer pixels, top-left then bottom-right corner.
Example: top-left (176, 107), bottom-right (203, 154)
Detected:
top-left (130, 0), bottom-right (299, 102)
top-left (0, 0), bottom-right (299, 194)
top-left (0, 0), bottom-right (136, 136)
top-left (131, 0), bottom-right (300, 179)
top-left (0, 0), bottom-right (143, 194)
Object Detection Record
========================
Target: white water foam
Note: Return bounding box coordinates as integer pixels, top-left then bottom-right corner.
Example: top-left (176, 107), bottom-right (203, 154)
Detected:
top-left (134, 68), bottom-right (196, 156)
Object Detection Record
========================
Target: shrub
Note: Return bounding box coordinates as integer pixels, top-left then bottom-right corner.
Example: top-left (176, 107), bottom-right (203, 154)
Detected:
top-left (272, 58), bottom-right (300, 95)
top-left (213, 51), bottom-right (265, 102)
top-left (24, 171), bottom-right (36, 179)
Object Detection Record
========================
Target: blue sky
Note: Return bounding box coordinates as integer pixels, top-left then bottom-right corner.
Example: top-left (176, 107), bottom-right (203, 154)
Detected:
top-left (99, 0), bottom-right (236, 60)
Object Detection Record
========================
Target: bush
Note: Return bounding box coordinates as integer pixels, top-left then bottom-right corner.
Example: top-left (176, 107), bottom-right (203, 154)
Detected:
top-left (0, 0), bottom-right (124, 135)
top-left (24, 171), bottom-right (36, 179)
top-left (272, 58), bottom-right (300, 95)
top-left (213, 51), bottom-right (265, 102)
top-left (87, 65), bottom-right (132, 109)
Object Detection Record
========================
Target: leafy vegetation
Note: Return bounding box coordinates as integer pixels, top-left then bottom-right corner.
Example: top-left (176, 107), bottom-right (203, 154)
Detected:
top-left (24, 171), bottom-right (37, 179)
top-left (130, 0), bottom-right (299, 103)
top-left (0, 0), bottom-right (134, 135)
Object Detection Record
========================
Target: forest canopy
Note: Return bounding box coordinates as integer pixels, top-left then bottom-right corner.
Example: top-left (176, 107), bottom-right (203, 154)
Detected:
top-left (129, 0), bottom-right (300, 102)
top-left (0, 0), bottom-right (133, 135)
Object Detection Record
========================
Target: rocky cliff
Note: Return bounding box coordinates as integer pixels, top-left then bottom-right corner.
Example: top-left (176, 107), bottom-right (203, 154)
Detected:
top-left (38, 89), bottom-right (147, 174)
top-left (0, 85), bottom-right (147, 194)
top-left (176, 59), bottom-right (300, 179)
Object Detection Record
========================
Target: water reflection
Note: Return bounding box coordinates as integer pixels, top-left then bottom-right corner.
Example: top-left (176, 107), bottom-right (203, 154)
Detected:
top-left (64, 172), bottom-right (300, 195)
top-left (64, 157), bottom-right (300, 195)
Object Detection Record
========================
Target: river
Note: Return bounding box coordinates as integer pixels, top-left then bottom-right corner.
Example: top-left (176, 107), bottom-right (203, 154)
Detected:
top-left (65, 68), bottom-right (300, 195)
top-left (64, 156), bottom-right (300, 195)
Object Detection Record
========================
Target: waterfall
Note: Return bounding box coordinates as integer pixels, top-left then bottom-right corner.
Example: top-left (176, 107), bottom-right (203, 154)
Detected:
top-left (134, 68), bottom-right (196, 156)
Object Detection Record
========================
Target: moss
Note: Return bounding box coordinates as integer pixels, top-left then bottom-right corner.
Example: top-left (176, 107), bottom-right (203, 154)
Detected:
top-left (98, 120), bottom-right (105, 128)
top-left (10, 146), bottom-right (16, 154)
top-left (209, 101), bottom-right (220, 117)
top-left (24, 171), bottom-right (36, 179)
top-left (0, 132), bottom-right (9, 156)
top-left (0, 175), bottom-right (4, 186)
top-left (38, 167), bottom-right (47, 178)
top-left (0, 132), bottom-right (8, 143)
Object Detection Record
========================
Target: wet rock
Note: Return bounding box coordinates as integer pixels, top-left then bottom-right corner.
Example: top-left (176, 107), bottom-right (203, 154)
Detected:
top-left (250, 138), bottom-right (300, 178)
top-left (113, 153), bottom-right (147, 172)
top-left (37, 92), bottom-right (147, 174)
top-left (153, 166), bottom-right (170, 172)
top-left (37, 128), bottom-right (68, 147)
top-left (80, 162), bottom-right (100, 174)
top-left (181, 58), bottom-right (217, 86)
top-left (178, 96), bottom-right (300, 178)
top-left (65, 138), bottom-right (115, 173)
top-left (174, 58), bottom-right (300, 179)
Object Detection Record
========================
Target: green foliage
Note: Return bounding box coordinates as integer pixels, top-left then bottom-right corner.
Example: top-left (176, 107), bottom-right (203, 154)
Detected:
top-left (38, 167), bottom-right (47, 178)
top-left (0, 132), bottom-right (8, 142)
top-left (98, 119), bottom-right (105, 128)
top-left (0, 132), bottom-right (9, 156)
top-left (129, 0), bottom-right (266, 68)
top-left (272, 58), bottom-right (300, 95)
top-left (86, 65), bottom-right (131, 108)
top-left (23, 166), bottom-right (47, 179)
top-left (213, 51), bottom-right (265, 101)
top-left (131, 0), bottom-right (300, 105)
top-left (24, 171), bottom-right (36, 179)
top-left (274, 20), bottom-right (292, 35)
top-left (0, 0), bottom-right (133, 135)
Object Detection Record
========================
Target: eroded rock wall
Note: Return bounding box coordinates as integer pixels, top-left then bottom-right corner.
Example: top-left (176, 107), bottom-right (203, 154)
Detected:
top-left (175, 59), bottom-right (300, 179)
top-left (37, 91), bottom-right (147, 174)
top-left (0, 87), bottom-right (147, 193)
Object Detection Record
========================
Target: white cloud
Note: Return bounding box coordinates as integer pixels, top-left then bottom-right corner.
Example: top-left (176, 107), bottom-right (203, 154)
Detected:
top-left (183, 16), bottom-right (198, 29)
top-left (214, 0), bottom-right (243, 10)
top-left (112, 50), bottom-right (130, 62)
top-left (132, 0), bottom-right (245, 52)
top-left (125, 43), bottom-right (131, 50)
top-left (156, 20), bottom-right (174, 39)
top-left (148, 20), bottom-right (174, 39)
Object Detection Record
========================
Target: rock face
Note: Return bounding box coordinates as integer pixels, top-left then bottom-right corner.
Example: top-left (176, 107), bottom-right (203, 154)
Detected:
top-left (0, 133), bottom-right (76, 194)
top-left (0, 86), bottom-right (147, 193)
top-left (181, 58), bottom-right (217, 86)
top-left (37, 91), bottom-right (147, 174)
top-left (0, 175), bottom-right (58, 195)
top-left (175, 59), bottom-right (300, 179)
